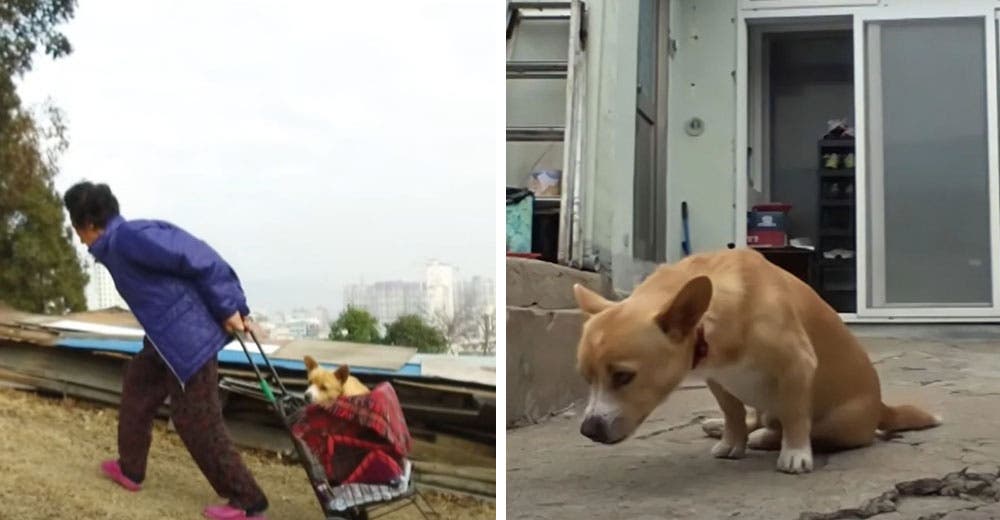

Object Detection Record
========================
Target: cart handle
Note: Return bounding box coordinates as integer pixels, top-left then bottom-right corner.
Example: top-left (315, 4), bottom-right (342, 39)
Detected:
top-left (230, 329), bottom-right (290, 402)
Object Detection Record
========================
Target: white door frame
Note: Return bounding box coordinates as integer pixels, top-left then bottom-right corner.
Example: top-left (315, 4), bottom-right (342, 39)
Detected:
top-left (735, 1), bottom-right (1000, 321)
top-left (736, 7), bottom-right (860, 258)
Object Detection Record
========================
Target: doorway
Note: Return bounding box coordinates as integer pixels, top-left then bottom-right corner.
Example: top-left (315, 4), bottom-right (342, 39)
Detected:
top-left (747, 19), bottom-right (857, 312)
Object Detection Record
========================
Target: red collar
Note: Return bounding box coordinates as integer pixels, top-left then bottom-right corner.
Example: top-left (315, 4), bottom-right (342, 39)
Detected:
top-left (692, 326), bottom-right (708, 369)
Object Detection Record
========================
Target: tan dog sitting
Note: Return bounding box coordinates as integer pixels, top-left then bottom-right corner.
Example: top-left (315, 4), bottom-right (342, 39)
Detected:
top-left (573, 248), bottom-right (940, 474)
top-left (303, 355), bottom-right (370, 405)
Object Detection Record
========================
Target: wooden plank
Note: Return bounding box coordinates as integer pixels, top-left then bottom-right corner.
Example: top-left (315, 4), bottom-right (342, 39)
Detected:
top-left (0, 343), bottom-right (125, 394)
top-left (0, 329), bottom-right (58, 346)
top-left (0, 368), bottom-right (122, 407)
top-left (391, 379), bottom-right (496, 399)
top-left (0, 368), bottom-right (174, 417)
top-left (402, 403), bottom-right (481, 418)
top-left (273, 339), bottom-right (416, 372)
top-left (0, 380), bottom-right (35, 391)
top-left (411, 437), bottom-right (495, 469)
top-left (223, 419), bottom-right (295, 457)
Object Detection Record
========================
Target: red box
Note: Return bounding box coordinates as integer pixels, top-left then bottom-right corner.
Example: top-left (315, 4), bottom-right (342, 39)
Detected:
top-left (747, 229), bottom-right (787, 248)
top-left (747, 204), bottom-right (790, 248)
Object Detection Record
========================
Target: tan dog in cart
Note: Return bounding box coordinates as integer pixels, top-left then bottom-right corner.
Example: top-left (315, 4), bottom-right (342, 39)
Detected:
top-left (303, 355), bottom-right (370, 405)
top-left (573, 248), bottom-right (940, 473)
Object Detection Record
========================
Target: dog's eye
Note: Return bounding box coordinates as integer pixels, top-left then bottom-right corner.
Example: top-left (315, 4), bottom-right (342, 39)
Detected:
top-left (610, 370), bottom-right (636, 389)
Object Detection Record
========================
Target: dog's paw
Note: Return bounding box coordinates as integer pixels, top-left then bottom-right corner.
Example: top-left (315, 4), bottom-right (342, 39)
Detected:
top-left (701, 418), bottom-right (725, 439)
top-left (711, 439), bottom-right (746, 459)
top-left (776, 447), bottom-right (813, 474)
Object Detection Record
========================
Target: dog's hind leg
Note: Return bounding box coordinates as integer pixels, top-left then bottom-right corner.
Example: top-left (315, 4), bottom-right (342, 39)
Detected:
top-left (701, 418), bottom-right (725, 438)
top-left (746, 410), bottom-right (782, 450)
top-left (810, 398), bottom-right (880, 452)
top-left (702, 407), bottom-right (763, 439)
top-left (748, 426), bottom-right (782, 450)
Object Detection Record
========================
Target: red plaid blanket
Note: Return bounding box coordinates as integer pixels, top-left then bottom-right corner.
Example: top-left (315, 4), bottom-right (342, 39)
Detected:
top-left (291, 382), bottom-right (412, 485)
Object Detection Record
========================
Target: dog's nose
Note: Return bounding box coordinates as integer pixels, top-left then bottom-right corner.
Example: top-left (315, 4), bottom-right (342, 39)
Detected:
top-left (580, 416), bottom-right (608, 443)
top-left (303, 392), bottom-right (313, 404)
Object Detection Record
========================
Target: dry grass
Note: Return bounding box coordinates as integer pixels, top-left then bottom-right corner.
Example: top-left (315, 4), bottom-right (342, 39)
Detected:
top-left (0, 388), bottom-right (494, 519)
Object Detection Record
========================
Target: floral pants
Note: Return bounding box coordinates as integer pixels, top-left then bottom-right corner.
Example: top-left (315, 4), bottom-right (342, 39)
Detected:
top-left (117, 339), bottom-right (267, 512)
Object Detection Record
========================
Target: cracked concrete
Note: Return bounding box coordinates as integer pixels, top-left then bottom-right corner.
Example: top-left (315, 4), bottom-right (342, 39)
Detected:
top-left (799, 468), bottom-right (1000, 519)
top-left (507, 334), bottom-right (1000, 519)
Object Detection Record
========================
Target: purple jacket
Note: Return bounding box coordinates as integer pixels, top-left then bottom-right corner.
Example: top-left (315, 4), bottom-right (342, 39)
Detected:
top-left (88, 215), bottom-right (250, 385)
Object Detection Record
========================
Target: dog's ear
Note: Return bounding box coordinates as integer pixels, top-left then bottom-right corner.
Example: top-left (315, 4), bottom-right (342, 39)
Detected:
top-left (656, 276), bottom-right (712, 340)
top-left (334, 364), bottom-right (350, 383)
top-left (573, 284), bottom-right (614, 316)
top-left (304, 355), bottom-right (318, 372)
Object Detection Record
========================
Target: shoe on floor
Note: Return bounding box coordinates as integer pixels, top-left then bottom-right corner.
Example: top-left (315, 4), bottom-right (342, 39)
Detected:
top-left (99, 460), bottom-right (142, 492)
top-left (203, 504), bottom-right (267, 520)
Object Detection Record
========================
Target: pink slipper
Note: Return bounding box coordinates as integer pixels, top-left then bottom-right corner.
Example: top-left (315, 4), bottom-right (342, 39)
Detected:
top-left (203, 504), bottom-right (266, 520)
top-left (99, 460), bottom-right (141, 492)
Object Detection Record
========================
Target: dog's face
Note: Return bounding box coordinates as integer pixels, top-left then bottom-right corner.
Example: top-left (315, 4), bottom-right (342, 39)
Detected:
top-left (574, 276), bottom-right (712, 444)
top-left (303, 355), bottom-right (353, 404)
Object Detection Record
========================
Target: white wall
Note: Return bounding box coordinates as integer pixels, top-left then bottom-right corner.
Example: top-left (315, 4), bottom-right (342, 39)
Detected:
top-left (664, 0), bottom-right (739, 262)
top-left (582, 0), bottom-right (740, 292)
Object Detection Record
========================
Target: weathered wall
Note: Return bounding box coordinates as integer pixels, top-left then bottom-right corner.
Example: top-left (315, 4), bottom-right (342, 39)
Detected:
top-left (579, 0), bottom-right (640, 277)
top-left (506, 258), bottom-right (612, 428)
top-left (582, 0), bottom-right (740, 292)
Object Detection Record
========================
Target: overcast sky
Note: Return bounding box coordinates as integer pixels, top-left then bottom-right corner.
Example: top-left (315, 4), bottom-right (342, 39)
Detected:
top-left (16, 1), bottom-right (500, 314)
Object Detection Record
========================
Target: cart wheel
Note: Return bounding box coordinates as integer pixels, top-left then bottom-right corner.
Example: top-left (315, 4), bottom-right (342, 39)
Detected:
top-left (325, 509), bottom-right (368, 520)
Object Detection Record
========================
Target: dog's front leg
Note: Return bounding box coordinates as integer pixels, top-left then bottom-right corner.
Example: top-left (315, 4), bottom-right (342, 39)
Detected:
top-left (706, 379), bottom-right (747, 459)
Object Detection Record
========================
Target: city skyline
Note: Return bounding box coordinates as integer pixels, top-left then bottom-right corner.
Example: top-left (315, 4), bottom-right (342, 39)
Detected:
top-left (81, 255), bottom-right (494, 321)
top-left (342, 260), bottom-right (495, 325)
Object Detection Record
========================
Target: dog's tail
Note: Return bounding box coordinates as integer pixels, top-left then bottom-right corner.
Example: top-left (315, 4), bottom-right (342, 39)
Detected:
top-left (878, 403), bottom-right (942, 433)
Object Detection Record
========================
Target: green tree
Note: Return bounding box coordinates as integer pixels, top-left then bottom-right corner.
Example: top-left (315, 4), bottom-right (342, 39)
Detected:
top-left (0, 0), bottom-right (75, 77)
top-left (0, 0), bottom-right (85, 314)
top-left (384, 314), bottom-right (449, 354)
top-left (328, 305), bottom-right (382, 344)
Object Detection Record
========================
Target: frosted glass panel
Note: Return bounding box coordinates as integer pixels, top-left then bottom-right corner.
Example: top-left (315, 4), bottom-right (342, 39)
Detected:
top-left (867, 17), bottom-right (991, 307)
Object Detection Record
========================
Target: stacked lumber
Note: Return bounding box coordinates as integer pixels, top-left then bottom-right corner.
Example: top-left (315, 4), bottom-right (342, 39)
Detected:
top-left (0, 307), bottom-right (496, 498)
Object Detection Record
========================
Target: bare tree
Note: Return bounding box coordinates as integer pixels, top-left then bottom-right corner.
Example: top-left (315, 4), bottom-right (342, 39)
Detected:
top-left (478, 312), bottom-right (496, 354)
top-left (432, 308), bottom-right (478, 354)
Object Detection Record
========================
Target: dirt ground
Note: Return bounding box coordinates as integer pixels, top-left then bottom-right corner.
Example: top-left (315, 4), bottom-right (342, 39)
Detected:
top-left (0, 388), bottom-right (494, 520)
top-left (508, 331), bottom-right (1000, 519)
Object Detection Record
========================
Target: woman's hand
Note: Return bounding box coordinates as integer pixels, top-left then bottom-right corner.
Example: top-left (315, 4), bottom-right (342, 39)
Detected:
top-left (224, 312), bottom-right (262, 338)
top-left (223, 312), bottom-right (245, 334)
top-left (244, 316), bottom-right (263, 338)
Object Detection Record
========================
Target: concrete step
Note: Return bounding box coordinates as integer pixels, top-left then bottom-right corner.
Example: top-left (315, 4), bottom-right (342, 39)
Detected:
top-left (506, 257), bottom-right (612, 310)
top-left (506, 306), bottom-right (588, 428)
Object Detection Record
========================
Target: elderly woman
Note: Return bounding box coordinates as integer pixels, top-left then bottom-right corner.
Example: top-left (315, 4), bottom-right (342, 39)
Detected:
top-left (63, 181), bottom-right (268, 520)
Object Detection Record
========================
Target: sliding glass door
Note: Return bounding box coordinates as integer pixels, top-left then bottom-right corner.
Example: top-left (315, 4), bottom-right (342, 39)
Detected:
top-left (859, 10), bottom-right (1000, 317)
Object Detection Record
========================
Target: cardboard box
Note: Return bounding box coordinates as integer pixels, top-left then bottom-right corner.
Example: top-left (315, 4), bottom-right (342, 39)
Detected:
top-left (747, 210), bottom-right (788, 248)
